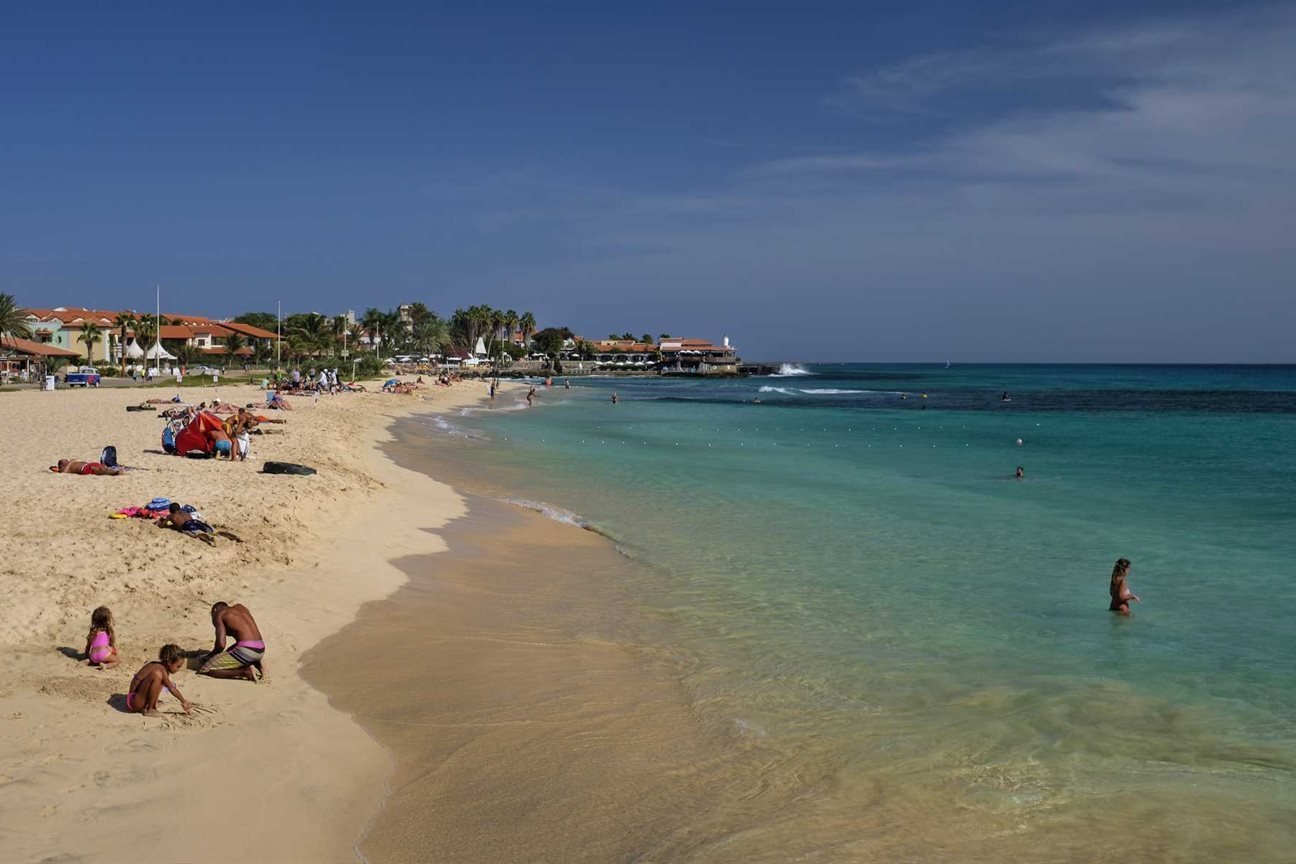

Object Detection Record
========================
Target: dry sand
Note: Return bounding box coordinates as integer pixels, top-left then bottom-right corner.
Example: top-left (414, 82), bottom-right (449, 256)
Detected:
top-left (0, 379), bottom-right (489, 862)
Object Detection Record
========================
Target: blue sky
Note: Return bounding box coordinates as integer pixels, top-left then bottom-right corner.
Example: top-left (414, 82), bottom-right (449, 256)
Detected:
top-left (2, 1), bottom-right (1292, 361)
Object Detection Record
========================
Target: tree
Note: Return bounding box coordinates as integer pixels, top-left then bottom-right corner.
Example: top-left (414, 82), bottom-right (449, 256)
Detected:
top-left (519, 311), bottom-right (536, 347)
top-left (116, 311), bottom-right (138, 364)
top-left (659, 333), bottom-right (671, 340)
top-left (379, 310), bottom-right (407, 355)
top-left (234, 311), bottom-right (278, 332)
top-left (0, 293), bottom-right (32, 340)
top-left (504, 309), bottom-right (519, 345)
top-left (642, 334), bottom-right (653, 345)
top-left (488, 307), bottom-right (505, 357)
top-left (134, 316), bottom-right (158, 354)
top-left (78, 322), bottom-right (103, 364)
top-left (173, 342), bottom-right (202, 368)
top-left (412, 316), bottom-right (450, 357)
top-left (531, 326), bottom-right (573, 358)
top-left (224, 331), bottom-right (247, 367)
top-left (289, 313), bottom-right (331, 356)
top-left (252, 339), bottom-right (274, 367)
top-left (361, 308), bottom-right (383, 353)
top-left (406, 302), bottom-right (433, 327)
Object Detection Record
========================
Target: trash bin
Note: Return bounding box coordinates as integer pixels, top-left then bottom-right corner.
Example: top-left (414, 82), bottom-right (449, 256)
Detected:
top-left (44, 375), bottom-right (56, 391)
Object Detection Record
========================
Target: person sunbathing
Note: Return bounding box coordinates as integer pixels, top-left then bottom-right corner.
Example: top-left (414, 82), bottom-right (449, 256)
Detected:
top-left (156, 503), bottom-right (216, 544)
top-left (50, 459), bottom-right (125, 476)
top-left (125, 644), bottom-right (193, 716)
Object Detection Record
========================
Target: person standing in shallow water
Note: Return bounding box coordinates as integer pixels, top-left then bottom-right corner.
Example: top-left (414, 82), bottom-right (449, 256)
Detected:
top-left (1109, 557), bottom-right (1140, 615)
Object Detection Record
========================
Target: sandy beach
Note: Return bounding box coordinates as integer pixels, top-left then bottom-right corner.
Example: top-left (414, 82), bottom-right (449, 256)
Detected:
top-left (0, 379), bottom-right (488, 862)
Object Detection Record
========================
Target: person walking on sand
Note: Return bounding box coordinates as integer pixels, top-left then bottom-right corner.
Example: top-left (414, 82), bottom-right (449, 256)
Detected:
top-left (126, 644), bottom-right (193, 716)
top-left (1109, 557), bottom-right (1140, 615)
top-left (199, 601), bottom-right (266, 681)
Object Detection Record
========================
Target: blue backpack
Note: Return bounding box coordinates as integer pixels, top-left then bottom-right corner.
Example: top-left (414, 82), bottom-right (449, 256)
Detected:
top-left (100, 445), bottom-right (118, 468)
top-left (162, 427), bottom-right (176, 454)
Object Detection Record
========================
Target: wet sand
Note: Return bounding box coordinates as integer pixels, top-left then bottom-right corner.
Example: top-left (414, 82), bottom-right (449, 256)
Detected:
top-left (305, 419), bottom-right (761, 862)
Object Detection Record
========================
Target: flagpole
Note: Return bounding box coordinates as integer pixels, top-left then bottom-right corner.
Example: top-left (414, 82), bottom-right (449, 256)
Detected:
top-left (276, 300), bottom-right (282, 371)
top-left (155, 283), bottom-right (161, 366)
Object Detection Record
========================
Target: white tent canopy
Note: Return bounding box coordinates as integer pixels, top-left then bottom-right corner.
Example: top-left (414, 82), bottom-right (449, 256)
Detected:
top-left (124, 339), bottom-right (145, 359)
top-left (146, 342), bottom-right (175, 361)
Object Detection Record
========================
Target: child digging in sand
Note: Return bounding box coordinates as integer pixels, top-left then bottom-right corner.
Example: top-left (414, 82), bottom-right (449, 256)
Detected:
top-left (84, 606), bottom-right (119, 669)
top-left (126, 644), bottom-right (193, 717)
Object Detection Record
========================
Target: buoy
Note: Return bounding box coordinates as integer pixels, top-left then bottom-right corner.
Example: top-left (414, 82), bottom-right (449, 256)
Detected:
top-left (1016, 438), bottom-right (1024, 446)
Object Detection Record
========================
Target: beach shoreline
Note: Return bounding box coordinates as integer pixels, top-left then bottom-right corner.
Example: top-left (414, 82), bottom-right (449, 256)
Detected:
top-left (0, 381), bottom-right (488, 862)
top-left (303, 415), bottom-right (753, 863)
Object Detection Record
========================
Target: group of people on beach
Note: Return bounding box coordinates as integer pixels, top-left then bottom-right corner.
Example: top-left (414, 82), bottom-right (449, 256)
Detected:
top-left (83, 601), bottom-right (266, 716)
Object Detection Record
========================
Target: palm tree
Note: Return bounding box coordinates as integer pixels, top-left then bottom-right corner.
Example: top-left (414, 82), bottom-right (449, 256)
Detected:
top-left (487, 307), bottom-right (506, 357)
top-left (346, 322), bottom-right (365, 352)
top-left (412, 316), bottom-right (450, 357)
top-left (519, 311), bottom-right (536, 348)
top-left (115, 311), bottom-right (137, 365)
top-left (361, 308), bottom-right (383, 353)
top-left (252, 340), bottom-right (274, 367)
top-left (0, 293), bottom-right (33, 341)
top-left (290, 313), bottom-right (330, 357)
top-left (134, 316), bottom-right (158, 355)
top-left (503, 309), bottom-right (519, 347)
top-left (173, 342), bottom-right (202, 368)
top-left (467, 305), bottom-right (491, 354)
top-left (78, 322), bottom-right (104, 365)
top-left (224, 331), bottom-right (246, 367)
top-left (379, 310), bottom-right (408, 355)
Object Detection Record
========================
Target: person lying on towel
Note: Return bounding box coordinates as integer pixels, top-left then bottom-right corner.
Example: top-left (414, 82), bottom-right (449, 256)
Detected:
top-left (50, 459), bottom-right (125, 476)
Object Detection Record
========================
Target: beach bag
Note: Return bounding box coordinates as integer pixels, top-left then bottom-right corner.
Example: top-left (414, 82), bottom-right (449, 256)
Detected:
top-left (100, 446), bottom-right (118, 468)
top-left (162, 427), bottom-right (176, 454)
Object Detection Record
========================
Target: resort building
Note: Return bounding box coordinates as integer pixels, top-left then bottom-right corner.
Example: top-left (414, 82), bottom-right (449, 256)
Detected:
top-left (658, 337), bottom-right (740, 374)
top-left (19, 307), bottom-right (122, 363)
top-left (18, 307), bottom-right (280, 366)
top-left (0, 334), bottom-right (82, 381)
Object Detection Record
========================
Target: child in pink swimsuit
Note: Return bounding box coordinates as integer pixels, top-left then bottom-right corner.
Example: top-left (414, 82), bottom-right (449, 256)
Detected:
top-left (83, 606), bottom-right (119, 668)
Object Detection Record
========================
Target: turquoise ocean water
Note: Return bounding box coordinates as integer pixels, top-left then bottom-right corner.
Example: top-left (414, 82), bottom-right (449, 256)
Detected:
top-left (427, 365), bottom-right (1296, 859)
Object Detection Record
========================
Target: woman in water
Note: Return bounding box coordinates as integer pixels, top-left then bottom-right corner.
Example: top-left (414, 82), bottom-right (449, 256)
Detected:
top-left (1109, 557), bottom-right (1140, 615)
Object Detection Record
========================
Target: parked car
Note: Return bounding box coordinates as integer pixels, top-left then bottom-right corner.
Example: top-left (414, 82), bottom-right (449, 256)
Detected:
top-left (186, 365), bottom-right (219, 376)
top-left (64, 366), bottom-right (101, 388)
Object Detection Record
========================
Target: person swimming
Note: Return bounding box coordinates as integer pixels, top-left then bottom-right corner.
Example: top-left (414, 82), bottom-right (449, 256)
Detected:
top-left (1016, 466), bottom-right (1024, 479)
top-left (1109, 557), bottom-right (1140, 615)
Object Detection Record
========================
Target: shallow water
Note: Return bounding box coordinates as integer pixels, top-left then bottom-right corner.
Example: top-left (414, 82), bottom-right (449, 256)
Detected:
top-left (411, 365), bottom-right (1296, 860)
